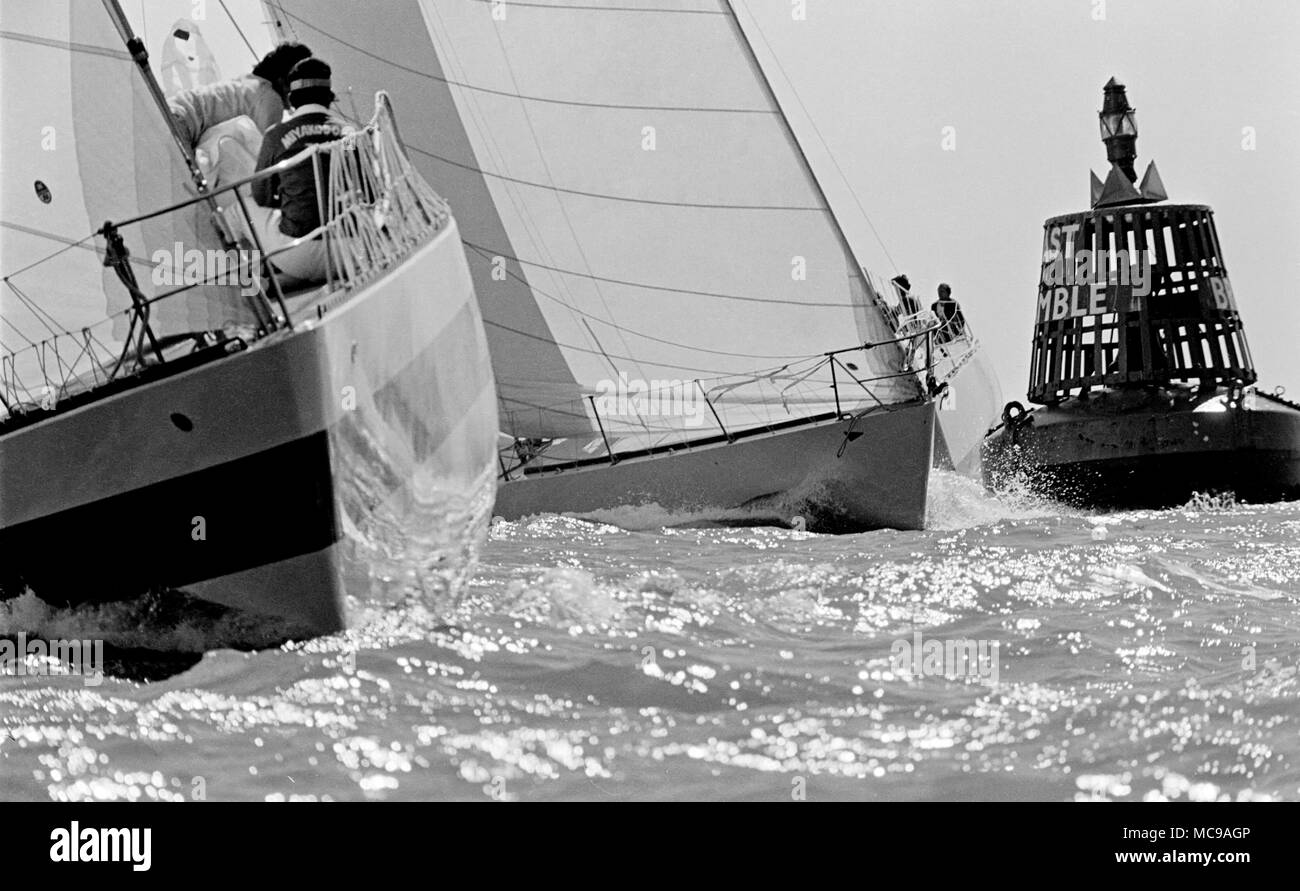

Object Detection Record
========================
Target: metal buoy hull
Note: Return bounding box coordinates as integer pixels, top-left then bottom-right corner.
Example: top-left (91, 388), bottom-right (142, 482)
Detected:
top-left (982, 387), bottom-right (1300, 508)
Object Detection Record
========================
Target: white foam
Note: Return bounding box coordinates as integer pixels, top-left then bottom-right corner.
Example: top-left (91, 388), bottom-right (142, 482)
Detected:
top-left (925, 468), bottom-right (1067, 530)
top-left (565, 501), bottom-right (787, 531)
top-left (0, 590), bottom-right (295, 652)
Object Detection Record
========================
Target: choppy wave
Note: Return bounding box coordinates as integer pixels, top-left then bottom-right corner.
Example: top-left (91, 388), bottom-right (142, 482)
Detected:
top-left (924, 468), bottom-right (1068, 530)
top-left (3, 484), bottom-right (1299, 801)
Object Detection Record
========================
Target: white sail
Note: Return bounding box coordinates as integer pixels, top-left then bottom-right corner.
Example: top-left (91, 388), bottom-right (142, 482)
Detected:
top-left (0, 0), bottom-right (270, 402)
top-left (265, 0), bottom-right (919, 444)
top-left (128, 0), bottom-right (273, 97)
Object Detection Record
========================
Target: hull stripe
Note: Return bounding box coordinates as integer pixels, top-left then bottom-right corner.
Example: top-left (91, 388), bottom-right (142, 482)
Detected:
top-left (0, 432), bottom-right (339, 603)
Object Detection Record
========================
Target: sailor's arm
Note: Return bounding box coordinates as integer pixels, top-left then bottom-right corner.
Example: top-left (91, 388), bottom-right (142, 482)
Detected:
top-left (167, 77), bottom-right (272, 149)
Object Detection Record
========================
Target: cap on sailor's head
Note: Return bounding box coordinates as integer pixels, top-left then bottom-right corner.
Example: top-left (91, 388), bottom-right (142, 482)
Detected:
top-left (286, 57), bottom-right (332, 94)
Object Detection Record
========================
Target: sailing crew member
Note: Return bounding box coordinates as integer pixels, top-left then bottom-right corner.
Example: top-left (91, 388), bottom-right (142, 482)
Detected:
top-left (892, 274), bottom-right (922, 317)
top-left (248, 58), bottom-right (352, 285)
top-left (167, 42), bottom-right (313, 204)
top-left (892, 274), bottom-right (927, 369)
top-left (932, 283), bottom-right (967, 343)
top-left (167, 42), bottom-right (313, 149)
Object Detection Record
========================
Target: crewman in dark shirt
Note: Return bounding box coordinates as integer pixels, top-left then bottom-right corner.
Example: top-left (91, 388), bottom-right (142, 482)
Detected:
top-left (892, 274), bottom-right (922, 317)
top-left (247, 58), bottom-right (351, 285)
top-left (932, 283), bottom-right (967, 343)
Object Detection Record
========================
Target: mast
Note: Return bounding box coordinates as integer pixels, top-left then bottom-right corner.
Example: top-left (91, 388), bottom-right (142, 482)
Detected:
top-left (101, 0), bottom-right (211, 195)
top-left (722, 1), bottom-right (891, 330)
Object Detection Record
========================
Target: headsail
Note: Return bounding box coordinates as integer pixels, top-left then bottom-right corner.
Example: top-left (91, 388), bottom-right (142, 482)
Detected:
top-left (265, 0), bottom-right (920, 446)
top-left (0, 0), bottom-right (270, 396)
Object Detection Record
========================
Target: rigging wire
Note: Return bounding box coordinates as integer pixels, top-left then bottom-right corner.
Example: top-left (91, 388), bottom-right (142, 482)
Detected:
top-left (417, 2), bottom-right (608, 373)
top-left (473, 3), bottom-right (647, 385)
top-left (484, 315), bottom-right (826, 382)
top-left (219, 0), bottom-right (259, 60)
top-left (0, 228), bottom-right (100, 281)
top-left (405, 144), bottom-right (825, 212)
top-left (463, 243), bottom-right (814, 361)
top-left (461, 240), bottom-right (850, 309)
top-left (276, 7), bottom-right (774, 115)
top-left (267, 1), bottom-right (299, 40)
top-left (729, 3), bottom-right (900, 276)
top-left (4, 281), bottom-right (70, 341)
top-left (0, 308), bottom-right (40, 348)
top-left (436, 7), bottom-right (656, 437)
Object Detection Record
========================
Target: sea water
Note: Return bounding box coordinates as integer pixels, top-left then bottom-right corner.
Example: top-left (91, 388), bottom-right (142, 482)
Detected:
top-left (2, 471), bottom-right (1297, 801)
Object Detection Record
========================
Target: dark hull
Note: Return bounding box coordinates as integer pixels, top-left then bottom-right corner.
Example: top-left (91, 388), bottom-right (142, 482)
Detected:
top-left (993, 447), bottom-right (1300, 509)
top-left (982, 387), bottom-right (1300, 509)
top-left (0, 431), bottom-right (339, 620)
top-left (0, 221), bottom-right (498, 634)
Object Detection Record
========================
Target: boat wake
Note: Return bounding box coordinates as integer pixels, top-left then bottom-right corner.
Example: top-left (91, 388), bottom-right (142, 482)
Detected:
top-left (0, 589), bottom-right (311, 681)
top-left (541, 501), bottom-right (795, 532)
top-left (504, 469), bottom-right (1073, 535)
top-left (0, 590), bottom-right (302, 652)
top-left (925, 468), bottom-right (1070, 530)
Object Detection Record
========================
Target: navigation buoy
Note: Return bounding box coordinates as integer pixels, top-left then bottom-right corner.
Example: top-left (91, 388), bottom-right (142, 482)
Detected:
top-left (981, 78), bottom-right (1300, 509)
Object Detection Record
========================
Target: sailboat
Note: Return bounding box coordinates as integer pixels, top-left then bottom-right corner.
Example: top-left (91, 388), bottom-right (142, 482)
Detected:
top-left (0, 0), bottom-right (499, 633)
top-left (264, 0), bottom-right (963, 532)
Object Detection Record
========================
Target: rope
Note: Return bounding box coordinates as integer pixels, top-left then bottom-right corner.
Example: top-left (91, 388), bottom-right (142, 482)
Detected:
top-left (218, 0), bottom-right (258, 60)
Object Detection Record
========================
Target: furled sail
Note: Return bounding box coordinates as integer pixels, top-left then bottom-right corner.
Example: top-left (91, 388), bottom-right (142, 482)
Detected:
top-left (0, 0), bottom-right (269, 405)
top-left (265, 0), bottom-right (919, 445)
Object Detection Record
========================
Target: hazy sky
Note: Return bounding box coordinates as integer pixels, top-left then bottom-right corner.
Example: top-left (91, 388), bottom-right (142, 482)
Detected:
top-left (745, 0), bottom-right (1300, 399)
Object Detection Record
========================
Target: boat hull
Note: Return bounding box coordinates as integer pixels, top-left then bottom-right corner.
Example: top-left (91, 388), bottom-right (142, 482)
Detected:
top-left (0, 220), bottom-right (498, 634)
top-left (982, 387), bottom-right (1300, 508)
top-left (933, 345), bottom-right (1002, 476)
top-left (495, 402), bottom-right (935, 532)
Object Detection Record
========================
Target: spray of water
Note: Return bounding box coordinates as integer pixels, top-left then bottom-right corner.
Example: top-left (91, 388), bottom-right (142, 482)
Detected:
top-left (924, 468), bottom-right (1069, 530)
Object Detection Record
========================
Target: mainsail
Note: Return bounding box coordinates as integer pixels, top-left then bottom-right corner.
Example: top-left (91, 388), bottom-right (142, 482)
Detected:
top-left (264, 0), bottom-right (920, 447)
top-left (0, 0), bottom-right (269, 404)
